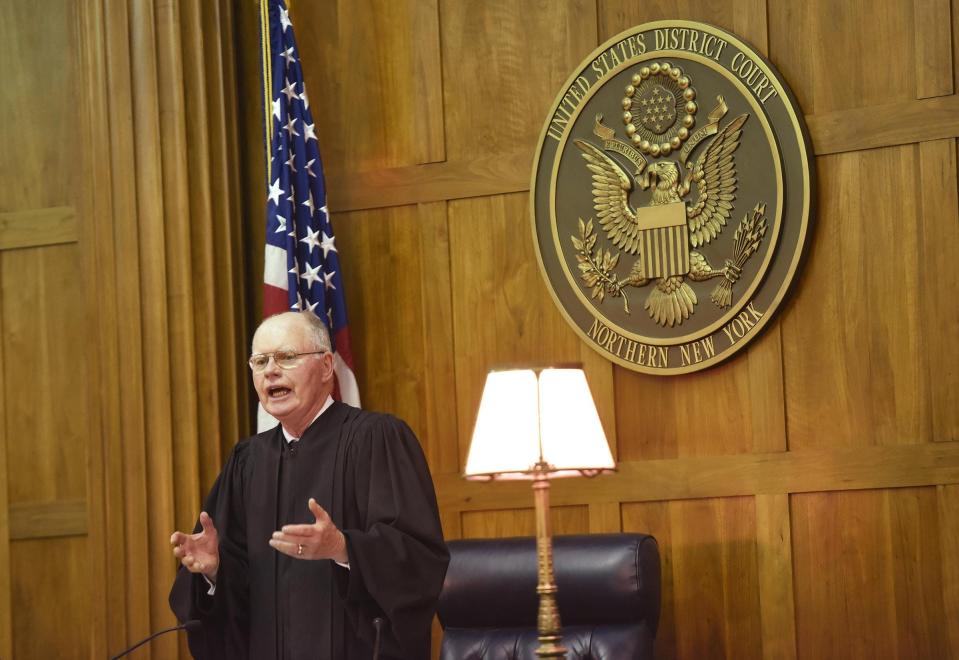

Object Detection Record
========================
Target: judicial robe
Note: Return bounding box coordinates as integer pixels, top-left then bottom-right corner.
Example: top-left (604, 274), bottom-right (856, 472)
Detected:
top-left (169, 402), bottom-right (449, 660)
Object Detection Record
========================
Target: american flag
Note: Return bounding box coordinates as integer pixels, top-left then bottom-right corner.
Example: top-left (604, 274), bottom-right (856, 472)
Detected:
top-left (260, 0), bottom-right (360, 428)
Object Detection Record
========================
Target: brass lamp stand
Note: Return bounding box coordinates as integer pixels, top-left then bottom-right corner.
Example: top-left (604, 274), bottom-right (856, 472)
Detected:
top-left (463, 366), bottom-right (615, 660)
top-left (532, 463), bottom-right (566, 658)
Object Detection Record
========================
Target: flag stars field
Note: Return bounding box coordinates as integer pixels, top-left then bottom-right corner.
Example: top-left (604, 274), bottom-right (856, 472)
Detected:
top-left (261, 0), bottom-right (359, 409)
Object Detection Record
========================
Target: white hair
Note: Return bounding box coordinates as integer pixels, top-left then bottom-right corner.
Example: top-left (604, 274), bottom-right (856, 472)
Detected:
top-left (253, 310), bottom-right (331, 352)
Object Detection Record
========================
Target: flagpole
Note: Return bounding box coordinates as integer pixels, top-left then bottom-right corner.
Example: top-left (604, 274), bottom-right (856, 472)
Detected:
top-left (259, 0), bottom-right (273, 185)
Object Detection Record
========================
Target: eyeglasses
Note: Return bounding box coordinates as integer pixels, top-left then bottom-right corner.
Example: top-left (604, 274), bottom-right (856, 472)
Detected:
top-left (248, 350), bottom-right (327, 372)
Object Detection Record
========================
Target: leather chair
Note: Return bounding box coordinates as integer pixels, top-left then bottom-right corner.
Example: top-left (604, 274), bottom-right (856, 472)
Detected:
top-left (437, 533), bottom-right (661, 660)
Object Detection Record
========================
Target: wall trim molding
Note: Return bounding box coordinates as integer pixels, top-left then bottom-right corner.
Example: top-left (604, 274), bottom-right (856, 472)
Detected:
top-left (435, 441), bottom-right (959, 511)
top-left (8, 499), bottom-right (87, 540)
top-left (327, 95), bottom-right (959, 213)
top-left (0, 207), bottom-right (78, 251)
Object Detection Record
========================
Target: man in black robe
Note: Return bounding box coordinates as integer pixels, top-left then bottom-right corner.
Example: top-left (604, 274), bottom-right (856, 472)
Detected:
top-left (169, 311), bottom-right (449, 659)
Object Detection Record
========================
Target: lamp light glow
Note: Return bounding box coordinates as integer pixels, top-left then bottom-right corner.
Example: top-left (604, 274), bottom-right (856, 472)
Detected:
top-left (464, 366), bottom-right (614, 480)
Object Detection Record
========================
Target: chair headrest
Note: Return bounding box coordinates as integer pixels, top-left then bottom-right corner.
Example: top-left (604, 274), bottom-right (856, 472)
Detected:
top-left (437, 533), bottom-right (660, 632)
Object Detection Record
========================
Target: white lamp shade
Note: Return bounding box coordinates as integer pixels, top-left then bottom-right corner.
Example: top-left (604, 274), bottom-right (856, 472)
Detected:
top-left (463, 366), bottom-right (615, 480)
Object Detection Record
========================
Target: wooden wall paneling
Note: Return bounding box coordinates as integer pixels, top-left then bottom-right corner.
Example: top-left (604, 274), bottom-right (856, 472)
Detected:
top-left (0, 2), bottom-right (80, 209)
top-left (156, 1), bottom-right (202, 589)
top-left (290, 0), bottom-right (445, 172)
top-left (918, 139), bottom-right (959, 443)
top-left (755, 493), bottom-right (796, 660)
top-left (768, 0), bottom-right (917, 115)
top-left (435, 470), bottom-right (559, 513)
top-left (309, 4), bottom-right (959, 215)
top-left (326, 149), bottom-right (533, 213)
top-left (104, 0), bottom-right (153, 648)
top-left (447, 192), bottom-right (586, 465)
top-left (2, 245), bottom-right (88, 504)
top-left (0, 207), bottom-right (78, 250)
top-left (130, 0), bottom-right (179, 646)
top-left (0, 40), bottom-right (90, 660)
top-left (621, 501), bottom-right (675, 659)
top-left (439, 508), bottom-right (462, 543)
top-left (613, 326), bottom-right (787, 461)
top-left (436, 443), bottom-right (959, 513)
top-left (0, 272), bottom-right (10, 660)
top-left (954, 0), bottom-right (959, 94)
top-left (783, 145), bottom-right (943, 450)
top-left (1, 247), bottom-right (92, 653)
top-left (10, 537), bottom-right (91, 659)
top-left (79, 0), bottom-right (124, 653)
top-left (598, 0), bottom-right (768, 54)
top-left (409, 0), bottom-right (445, 165)
top-left (587, 501), bottom-right (622, 533)
top-left (179, 0), bottom-right (222, 502)
top-left (807, 95), bottom-right (959, 157)
top-left (311, 95), bottom-right (959, 214)
top-left (624, 498), bottom-right (762, 659)
top-left (672, 496), bottom-right (762, 659)
top-left (762, 0), bottom-right (822, 115)
top-left (201, 0), bottom-right (248, 457)
top-left (415, 201), bottom-right (460, 475)
top-left (792, 488), bottom-right (949, 659)
top-left (440, 0), bottom-right (598, 161)
top-left (163, 0), bottom-right (258, 647)
top-left (913, 0), bottom-right (954, 99)
top-left (460, 504), bottom-right (590, 539)
top-left (745, 328), bottom-right (788, 453)
top-left (8, 499), bottom-right (87, 540)
top-left (333, 205), bottom-right (441, 448)
top-left (886, 486), bottom-right (949, 656)
top-left (79, 1), bottom-right (250, 655)
top-left (0, 0), bottom-right (253, 657)
top-left (938, 484), bottom-right (959, 657)
top-left (727, 0), bottom-right (767, 53)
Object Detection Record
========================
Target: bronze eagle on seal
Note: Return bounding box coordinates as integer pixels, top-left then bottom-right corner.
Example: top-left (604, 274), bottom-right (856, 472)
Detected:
top-left (573, 113), bottom-right (755, 327)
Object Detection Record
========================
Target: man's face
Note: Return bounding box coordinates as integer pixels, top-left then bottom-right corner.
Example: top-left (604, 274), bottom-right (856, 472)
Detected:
top-left (251, 315), bottom-right (334, 431)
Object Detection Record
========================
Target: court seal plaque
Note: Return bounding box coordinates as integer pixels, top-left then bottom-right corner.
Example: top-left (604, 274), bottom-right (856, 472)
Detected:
top-left (531, 21), bottom-right (814, 375)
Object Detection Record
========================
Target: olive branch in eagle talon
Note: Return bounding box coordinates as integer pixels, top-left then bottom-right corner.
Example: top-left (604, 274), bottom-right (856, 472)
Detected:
top-left (572, 217), bottom-right (631, 313)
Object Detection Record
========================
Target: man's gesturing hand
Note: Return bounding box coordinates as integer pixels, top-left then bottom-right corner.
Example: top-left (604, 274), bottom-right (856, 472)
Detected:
top-left (170, 511), bottom-right (220, 582)
top-left (269, 498), bottom-right (348, 564)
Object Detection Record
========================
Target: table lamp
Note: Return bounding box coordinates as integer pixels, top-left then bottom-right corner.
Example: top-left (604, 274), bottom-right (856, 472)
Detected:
top-left (463, 364), bottom-right (615, 658)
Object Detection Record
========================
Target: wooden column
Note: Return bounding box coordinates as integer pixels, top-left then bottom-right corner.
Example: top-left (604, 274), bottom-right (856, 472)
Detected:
top-left (77, 0), bottom-right (249, 656)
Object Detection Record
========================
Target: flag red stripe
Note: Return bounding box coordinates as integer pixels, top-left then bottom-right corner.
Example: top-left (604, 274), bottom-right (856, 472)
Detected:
top-left (333, 327), bottom-right (357, 373)
top-left (263, 284), bottom-right (289, 318)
